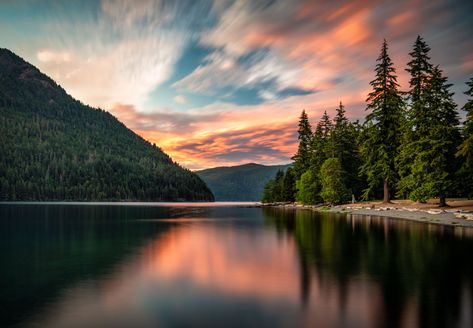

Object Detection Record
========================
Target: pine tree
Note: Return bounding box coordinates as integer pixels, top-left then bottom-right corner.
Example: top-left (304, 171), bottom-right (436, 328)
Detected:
top-left (262, 179), bottom-right (276, 203)
top-left (332, 102), bottom-right (362, 198)
top-left (281, 168), bottom-right (296, 202)
top-left (457, 78), bottom-right (473, 166)
top-left (360, 39), bottom-right (404, 202)
top-left (400, 66), bottom-right (460, 205)
top-left (273, 170), bottom-right (285, 202)
top-left (310, 122), bottom-right (326, 170)
top-left (319, 110), bottom-right (333, 138)
top-left (397, 36), bottom-right (435, 199)
top-left (334, 101), bottom-right (348, 128)
top-left (292, 110), bottom-right (312, 179)
top-left (406, 35), bottom-right (433, 103)
top-left (456, 78), bottom-right (473, 198)
top-left (400, 36), bottom-right (461, 206)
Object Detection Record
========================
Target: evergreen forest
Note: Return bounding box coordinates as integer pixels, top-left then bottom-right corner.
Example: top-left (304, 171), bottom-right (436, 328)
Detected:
top-left (263, 37), bottom-right (473, 205)
top-left (0, 48), bottom-right (214, 201)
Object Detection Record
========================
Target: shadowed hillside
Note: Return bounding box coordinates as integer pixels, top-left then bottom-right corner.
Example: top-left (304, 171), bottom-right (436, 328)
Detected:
top-left (197, 163), bottom-right (290, 201)
top-left (0, 48), bottom-right (214, 201)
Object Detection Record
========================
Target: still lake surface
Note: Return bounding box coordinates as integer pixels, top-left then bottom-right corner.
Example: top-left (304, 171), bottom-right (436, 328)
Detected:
top-left (1, 203), bottom-right (472, 328)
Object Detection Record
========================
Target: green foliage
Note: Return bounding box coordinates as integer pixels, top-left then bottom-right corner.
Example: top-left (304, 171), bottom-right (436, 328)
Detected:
top-left (399, 46), bottom-right (461, 203)
top-left (320, 158), bottom-right (348, 205)
top-left (262, 168), bottom-right (296, 203)
top-left (406, 36), bottom-right (434, 103)
top-left (296, 169), bottom-right (321, 204)
top-left (281, 167), bottom-right (296, 202)
top-left (360, 39), bottom-right (404, 202)
top-left (332, 102), bottom-right (363, 198)
top-left (262, 36), bottom-right (467, 205)
top-left (457, 78), bottom-right (473, 165)
top-left (455, 77), bottom-right (473, 197)
top-left (262, 179), bottom-right (276, 203)
top-left (0, 48), bottom-right (214, 201)
top-left (292, 110), bottom-right (312, 179)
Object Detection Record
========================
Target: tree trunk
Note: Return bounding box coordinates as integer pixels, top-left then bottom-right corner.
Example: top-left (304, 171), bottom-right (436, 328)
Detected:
top-left (383, 179), bottom-right (390, 203)
top-left (439, 195), bottom-right (447, 207)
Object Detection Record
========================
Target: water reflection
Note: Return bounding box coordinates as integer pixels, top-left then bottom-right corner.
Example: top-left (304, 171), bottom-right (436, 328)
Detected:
top-left (0, 204), bottom-right (472, 327)
top-left (264, 208), bottom-right (473, 328)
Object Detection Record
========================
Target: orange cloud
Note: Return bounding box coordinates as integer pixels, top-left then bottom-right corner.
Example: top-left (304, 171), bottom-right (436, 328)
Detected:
top-left (75, 0), bottom-right (472, 170)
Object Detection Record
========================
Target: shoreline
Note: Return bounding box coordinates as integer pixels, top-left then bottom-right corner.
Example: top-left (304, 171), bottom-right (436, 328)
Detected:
top-left (257, 201), bottom-right (473, 228)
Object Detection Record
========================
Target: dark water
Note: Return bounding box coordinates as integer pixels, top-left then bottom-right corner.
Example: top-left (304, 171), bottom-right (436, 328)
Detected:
top-left (1, 204), bottom-right (472, 328)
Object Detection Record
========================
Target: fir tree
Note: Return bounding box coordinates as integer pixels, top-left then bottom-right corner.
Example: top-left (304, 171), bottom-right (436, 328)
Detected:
top-left (397, 36), bottom-right (435, 199)
top-left (272, 170), bottom-right (285, 202)
top-left (456, 78), bottom-right (473, 197)
top-left (332, 102), bottom-right (362, 198)
top-left (400, 66), bottom-right (460, 205)
top-left (360, 39), bottom-right (404, 202)
top-left (406, 35), bottom-right (433, 103)
top-left (292, 110), bottom-right (312, 179)
top-left (281, 168), bottom-right (296, 202)
top-left (457, 78), bottom-right (473, 166)
top-left (310, 122), bottom-right (326, 171)
top-left (262, 179), bottom-right (276, 203)
top-left (319, 110), bottom-right (333, 138)
top-left (334, 101), bottom-right (348, 128)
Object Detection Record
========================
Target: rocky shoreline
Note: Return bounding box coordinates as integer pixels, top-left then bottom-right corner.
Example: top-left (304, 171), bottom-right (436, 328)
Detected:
top-left (256, 201), bottom-right (473, 228)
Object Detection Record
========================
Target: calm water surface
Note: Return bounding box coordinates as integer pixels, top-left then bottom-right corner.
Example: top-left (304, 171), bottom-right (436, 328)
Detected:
top-left (1, 203), bottom-right (472, 328)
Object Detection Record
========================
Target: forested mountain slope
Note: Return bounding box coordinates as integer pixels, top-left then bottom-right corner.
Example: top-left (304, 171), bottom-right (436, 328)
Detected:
top-left (0, 48), bottom-right (213, 201)
top-left (197, 163), bottom-right (290, 201)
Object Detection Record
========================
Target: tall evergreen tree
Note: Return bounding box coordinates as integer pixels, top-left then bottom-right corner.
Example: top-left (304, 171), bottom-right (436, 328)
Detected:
top-left (319, 110), bottom-right (333, 138)
top-left (360, 39), bottom-right (404, 202)
top-left (281, 168), bottom-right (296, 202)
top-left (310, 122), bottom-right (326, 171)
top-left (397, 36), bottom-right (435, 199)
top-left (334, 101), bottom-right (348, 128)
top-left (332, 102), bottom-right (362, 198)
top-left (292, 110), bottom-right (312, 179)
top-left (457, 78), bottom-right (473, 166)
top-left (400, 66), bottom-right (460, 206)
top-left (456, 78), bottom-right (473, 197)
top-left (399, 36), bottom-right (461, 206)
top-left (304, 112), bottom-right (334, 202)
top-left (406, 35), bottom-right (433, 103)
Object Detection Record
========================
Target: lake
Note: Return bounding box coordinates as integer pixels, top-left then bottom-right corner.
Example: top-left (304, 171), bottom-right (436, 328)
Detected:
top-left (1, 203), bottom-right (472, 328)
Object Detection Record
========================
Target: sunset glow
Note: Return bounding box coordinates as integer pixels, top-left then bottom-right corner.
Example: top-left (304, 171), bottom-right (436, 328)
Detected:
top-left (1, 0), bottom-right (472, 169)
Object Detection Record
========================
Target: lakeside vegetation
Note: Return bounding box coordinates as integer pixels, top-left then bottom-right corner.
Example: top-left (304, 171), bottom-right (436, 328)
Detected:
top-left (263, 36), bottom-right (473, 205)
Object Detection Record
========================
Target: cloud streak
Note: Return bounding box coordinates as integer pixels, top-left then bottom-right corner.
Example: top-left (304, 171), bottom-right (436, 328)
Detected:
top-left (1, 0), bottom-right (472, 169)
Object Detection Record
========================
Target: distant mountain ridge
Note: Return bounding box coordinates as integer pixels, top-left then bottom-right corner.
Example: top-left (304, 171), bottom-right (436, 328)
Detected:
top-left (196, 163), bottom-right (291, 201)
top-left (0, 48), bottom-right (213, 201)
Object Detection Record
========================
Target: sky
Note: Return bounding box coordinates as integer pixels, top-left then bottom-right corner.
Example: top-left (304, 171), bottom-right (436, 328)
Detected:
top-left (1, 0), bottom-right (472, 170)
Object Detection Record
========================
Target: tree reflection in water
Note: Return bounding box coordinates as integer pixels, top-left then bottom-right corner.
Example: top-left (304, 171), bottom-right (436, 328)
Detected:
top-left (263, 208), bottom-right (473, 328)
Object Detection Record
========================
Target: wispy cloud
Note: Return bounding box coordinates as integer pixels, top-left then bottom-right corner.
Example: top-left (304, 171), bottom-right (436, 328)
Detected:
top-left (28, 0), bottom-right (217, 109)
top-left (1, 0), bottom-right (472, 169)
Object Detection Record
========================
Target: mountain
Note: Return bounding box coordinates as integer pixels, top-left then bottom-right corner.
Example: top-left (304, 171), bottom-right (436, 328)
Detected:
top-left (0, 48), bottom-right (213, 201)
top-left (196, 163), bottom-right (291, 201)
